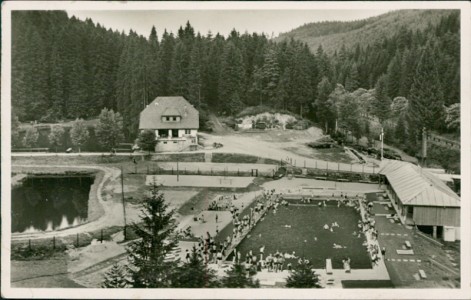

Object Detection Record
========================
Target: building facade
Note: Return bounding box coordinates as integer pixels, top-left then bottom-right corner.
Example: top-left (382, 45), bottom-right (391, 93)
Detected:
top-left (139, 96), bottom-right (199, 152)
top-left (379, 160), bottom-right (460, 241)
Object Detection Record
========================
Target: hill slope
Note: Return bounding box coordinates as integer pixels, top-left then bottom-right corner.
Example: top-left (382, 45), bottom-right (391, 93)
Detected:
top-left (275, 9), bottom-right (456, 54)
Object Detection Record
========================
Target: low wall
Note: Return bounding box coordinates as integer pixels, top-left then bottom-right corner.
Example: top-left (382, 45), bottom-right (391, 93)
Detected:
top-left (11, 166), bottom-right (104, 226)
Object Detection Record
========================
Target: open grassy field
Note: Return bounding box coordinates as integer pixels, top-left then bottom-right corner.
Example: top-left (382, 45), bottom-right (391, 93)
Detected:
top-left (230, 204), bottom-right (371, 269)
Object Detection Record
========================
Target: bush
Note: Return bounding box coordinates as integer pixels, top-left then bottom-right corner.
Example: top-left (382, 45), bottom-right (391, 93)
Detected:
top-left (427, 145), bottom-right (460, 173)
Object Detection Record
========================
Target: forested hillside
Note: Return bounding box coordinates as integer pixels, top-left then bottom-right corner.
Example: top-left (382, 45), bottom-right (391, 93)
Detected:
top-left (275, 10), bottom-right (457, 55)
top-left (12, 10), bottom-right (460, 154)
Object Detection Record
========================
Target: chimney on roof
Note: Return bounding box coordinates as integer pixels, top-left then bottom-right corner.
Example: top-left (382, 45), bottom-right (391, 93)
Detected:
top-left (183, 105), bottom-right (188, 117)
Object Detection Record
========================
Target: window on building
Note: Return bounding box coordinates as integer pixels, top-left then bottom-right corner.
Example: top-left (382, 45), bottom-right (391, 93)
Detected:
top-left (185, 129), bottom-right (191, 134)
top-left (158, 129), bottom-right (168, 138)
top-left (173, 141), bottom-right (177, 144)
top-left (172, 129), bottom-right (178, 137)
top-left (163, 141), bottom-right (167, 144)
top-left (165, 116), bottom-right (170, 121)
top-left (172, 116), bottom-right (177, 121)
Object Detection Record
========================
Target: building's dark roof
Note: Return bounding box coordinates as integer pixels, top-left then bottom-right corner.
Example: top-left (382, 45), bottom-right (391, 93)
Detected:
top-left (379, 159), bottom-right (460, 207)
top-left (139, 96), bottom-right (199, 130)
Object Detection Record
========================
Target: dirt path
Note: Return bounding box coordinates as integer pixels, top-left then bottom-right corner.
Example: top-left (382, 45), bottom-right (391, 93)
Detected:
top-left (11, 165), bottom-right (130, 240)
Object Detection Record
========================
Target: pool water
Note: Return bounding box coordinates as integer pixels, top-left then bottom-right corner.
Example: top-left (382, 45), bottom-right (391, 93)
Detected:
top-left (228, 204), bottom-right (372, 269)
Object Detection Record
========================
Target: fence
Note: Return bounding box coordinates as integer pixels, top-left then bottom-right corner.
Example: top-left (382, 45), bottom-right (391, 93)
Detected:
top-left (117, 158), bottom-right (380, 183)
top-left (121, 163), bottom-right (273, 178)
top-left (11, 227), bottom-right (125, 260)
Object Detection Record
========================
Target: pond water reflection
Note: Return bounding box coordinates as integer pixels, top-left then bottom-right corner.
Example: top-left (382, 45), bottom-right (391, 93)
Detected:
top-left (12, 175), bottom-right (94, 233)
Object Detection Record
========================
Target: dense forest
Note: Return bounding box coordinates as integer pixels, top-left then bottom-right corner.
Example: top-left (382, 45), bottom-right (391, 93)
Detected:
top-left (12, 10), bottom-right (460, 156)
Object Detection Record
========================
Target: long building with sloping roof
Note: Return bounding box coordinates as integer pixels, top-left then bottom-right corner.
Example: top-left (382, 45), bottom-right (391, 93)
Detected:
top-left (379, 159), bottom-right (460, 241)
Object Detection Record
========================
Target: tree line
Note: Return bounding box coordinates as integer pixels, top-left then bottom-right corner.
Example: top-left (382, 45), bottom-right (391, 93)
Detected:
top-left (12, 11), bottom-right (460, 147)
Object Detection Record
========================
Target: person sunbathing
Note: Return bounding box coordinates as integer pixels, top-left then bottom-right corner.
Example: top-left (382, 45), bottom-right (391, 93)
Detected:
top-left (323, 224), bottom-right (330, 230)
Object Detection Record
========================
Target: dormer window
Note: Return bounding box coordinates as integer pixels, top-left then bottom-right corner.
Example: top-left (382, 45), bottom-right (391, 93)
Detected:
top-left (162, 116), bottom-right (180, 122)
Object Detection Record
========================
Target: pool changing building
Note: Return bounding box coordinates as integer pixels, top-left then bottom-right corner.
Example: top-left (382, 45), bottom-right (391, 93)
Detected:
top-left (379, 159), bottom-right (460, 242)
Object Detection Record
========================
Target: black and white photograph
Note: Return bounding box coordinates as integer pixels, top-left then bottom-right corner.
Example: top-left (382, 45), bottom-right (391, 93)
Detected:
top-left (1, 1), bottom-right (470, 299)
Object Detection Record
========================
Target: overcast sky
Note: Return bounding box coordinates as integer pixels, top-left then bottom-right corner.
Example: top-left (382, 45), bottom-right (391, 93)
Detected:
top-left (67, 10), bottom-right (392, 39)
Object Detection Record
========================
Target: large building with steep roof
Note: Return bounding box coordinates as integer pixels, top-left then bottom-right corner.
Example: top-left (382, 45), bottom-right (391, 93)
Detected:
top-left (379, 159), bottom-right (460, 241)
top-left (139, 96), bottom-right (199, 152)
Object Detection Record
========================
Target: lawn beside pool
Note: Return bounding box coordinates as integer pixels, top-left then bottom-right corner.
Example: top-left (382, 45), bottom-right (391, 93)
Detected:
top-left (230, 204), bottom-right (372, 269)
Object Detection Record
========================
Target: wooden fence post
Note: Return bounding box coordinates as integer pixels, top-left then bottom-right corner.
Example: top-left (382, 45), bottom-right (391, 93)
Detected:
top-left (53, 236), bottom-right (55, 250)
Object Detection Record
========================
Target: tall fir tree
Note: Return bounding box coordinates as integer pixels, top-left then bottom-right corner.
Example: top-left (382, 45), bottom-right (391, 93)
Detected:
top-left (171, 246), bottom-right (220, 288)
top-left (345, 63), bottom-right (360, 92)
top-left (126, 184), bottom-right (178, 288)
top-left (221, 262), bottom-right (260, 288)
top-left (386, 51), bottom-right (403, 98)
top-left (408, 42), bottom-right (445, 131)
top-left (218, 42), bottom-right (245, 114)
top-left (285, 260), bottom-right (322, 288)
top-left (372, 74), bottom-right (392, 125)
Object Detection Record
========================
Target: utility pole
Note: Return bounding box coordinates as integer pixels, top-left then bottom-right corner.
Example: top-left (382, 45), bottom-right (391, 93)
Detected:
top-left (176, 159), bottom-right (179, 182)
top-left (380, 127), bottom-right (384, 161)
top-left (422, 127), bottom-right (427, 167)
top-left (198, 84), bottom-right (201, 110)
top-left (120, 166), bottom-right (127, 240)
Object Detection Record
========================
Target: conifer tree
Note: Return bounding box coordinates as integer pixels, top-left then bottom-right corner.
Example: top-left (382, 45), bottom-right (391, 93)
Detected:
top-left (386, 51), bottom-right (402, 98)
top-left (408, 42), bottom-right (445, 131)
top-left (169, 41), bottom-right (189, 97)
top-left (372, 74), bottom-right (392, 125)
top-left (398, 48), bottom-right (417, 98)
top-left (261, 48), bottom-right (280, 102)
top-left (221, 262), bottom-right (260, 288)
top-left (345, 63), bottom-right (360, 92)
top-left (285, 260), bottom-right (322, 288)
top-left (126, 183), bottom-right (178, 288)
top-left (218, 42), bottom-right (244, 114)
top-left (102, 263), bottom-right (130, 288)
top-left (187, 39), bottom-right (204, 108)
top-left (395, 115), bottom-right (408, 144)
top-left (314, 77), bottom-right (335, 133)
top-left (171, 246), bottom-right (220, 288)
top-left (157, 30), bottom-right (175, 95)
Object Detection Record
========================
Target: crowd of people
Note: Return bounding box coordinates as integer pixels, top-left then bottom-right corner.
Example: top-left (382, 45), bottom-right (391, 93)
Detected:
top-left (356, 197), bottom-right (383, 266)
top-left (231, 248), bottom-right (309, 274)
top-left (208, 194), bottom-right (238, 211)
top-left (185, 188), bottom-right (385, 272)
top-left (186, 231), bottom-right (233, 268)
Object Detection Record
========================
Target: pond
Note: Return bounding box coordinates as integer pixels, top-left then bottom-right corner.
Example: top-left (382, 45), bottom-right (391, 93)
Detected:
top-left (12, 175), bottom-right (94, 233)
